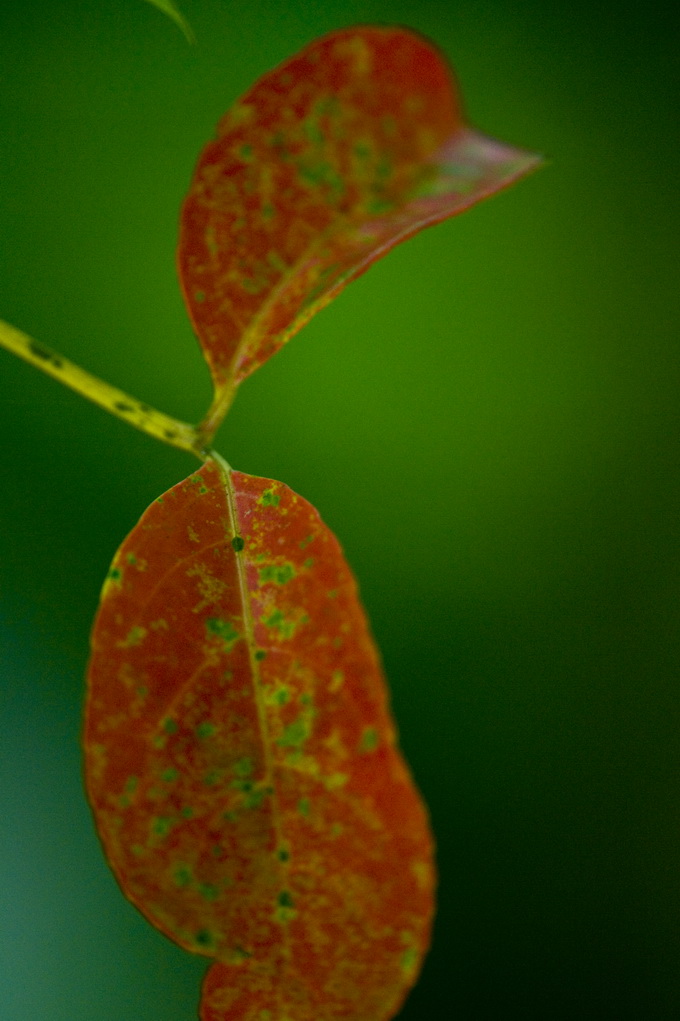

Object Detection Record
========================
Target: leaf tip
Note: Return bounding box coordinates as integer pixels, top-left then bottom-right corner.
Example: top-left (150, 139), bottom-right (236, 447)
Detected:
top-left (142, 0), bottom-right (196, 45)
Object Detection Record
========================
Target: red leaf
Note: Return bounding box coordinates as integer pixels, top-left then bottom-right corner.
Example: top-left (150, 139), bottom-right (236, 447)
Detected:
top-left (84, 457), bottom-right (435, 1020)
top-left (178, 26), bottom-right (541, 429)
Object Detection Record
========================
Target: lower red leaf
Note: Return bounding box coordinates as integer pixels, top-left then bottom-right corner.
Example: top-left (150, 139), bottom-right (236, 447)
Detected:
top-left (84, 456), bottom-right (435, 1020)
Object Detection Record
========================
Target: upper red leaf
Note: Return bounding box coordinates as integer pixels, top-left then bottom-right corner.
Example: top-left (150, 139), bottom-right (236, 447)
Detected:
top-left (84, 458), bottom-right (435, 1021)
top-left (178, 26), bottom-right (541, 415)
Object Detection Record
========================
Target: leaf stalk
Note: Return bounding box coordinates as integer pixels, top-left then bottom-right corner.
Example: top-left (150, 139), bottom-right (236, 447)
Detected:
top-left (194, 383), bottom-right (236, 453)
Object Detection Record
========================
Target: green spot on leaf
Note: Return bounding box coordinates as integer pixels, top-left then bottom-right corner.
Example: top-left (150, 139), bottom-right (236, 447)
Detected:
top-left (274, 888), bottom-right (298, 923)
top-left (259, 489), bottom-right (280, 507)
top-left (228, 945), bottom-right (252, 963)
top-left (243, 785), bottom-right (273, 810)
top-left (277, 716), bottom-right (310, 748)
top-left (267, 251), bottom-right (288, 273)
top-left (359, 726), bottom-right (379, 753)
top-left (234, 757), bottom-right (254, 778)
top-left (118, 775), bottom-right (138, 807)
top-left (329, 669), bottom-right (344, 692)
top-left (231, 778), bottom-right (253, 793)
top-left (261, 609), bottom-right (299, 638)
top-left (206, 617), bottom-right (240, 650)
top-left (258, 562), bottom-right (296, 585)
top-left (401, 946), bottom-right (418, 974)
top-left (263, 684), bottom-right (289, 707)
top-left (325, 771), bottom-right (349, 790)
top-left (174, 864), bottom-right (192, 887)
top-left (118, 625), bottom-right (147, 648)
top-left (152, 816), bottom-right (173, 837)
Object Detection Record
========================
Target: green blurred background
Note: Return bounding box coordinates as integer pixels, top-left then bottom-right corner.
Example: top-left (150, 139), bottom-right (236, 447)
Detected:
top-left (1, 1), bottom-right (678, 1018)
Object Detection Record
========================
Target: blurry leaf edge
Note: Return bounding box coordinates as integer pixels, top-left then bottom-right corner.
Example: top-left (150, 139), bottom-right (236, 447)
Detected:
top-left (143, 0), bottom-right (196, 44)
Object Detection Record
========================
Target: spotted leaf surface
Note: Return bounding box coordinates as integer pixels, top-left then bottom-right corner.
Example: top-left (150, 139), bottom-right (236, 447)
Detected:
top-left (178, 26), bottom-right (541, 417)
top-left (84, 457), bottom-right (435, 1021)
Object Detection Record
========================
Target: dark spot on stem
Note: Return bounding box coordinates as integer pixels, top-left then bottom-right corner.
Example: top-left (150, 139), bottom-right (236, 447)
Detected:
top-left (231, 536), bottom-right (245, 552)
top-left (29, 340), bottom-right (61, 367)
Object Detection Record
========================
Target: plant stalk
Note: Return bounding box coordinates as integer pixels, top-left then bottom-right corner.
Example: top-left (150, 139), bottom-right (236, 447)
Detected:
top-left (0, 319), bottom-right (205, 460)
top-left (195, 382), bottom-right (237, 452)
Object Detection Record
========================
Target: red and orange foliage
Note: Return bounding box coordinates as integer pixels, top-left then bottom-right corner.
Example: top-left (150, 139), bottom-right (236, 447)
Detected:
top-left (177, 27), bottom-right (540, 430)
top-left (84, 25), bottom-right (539, 1021)
top-left (85, 458), bottom-right (434, 1020)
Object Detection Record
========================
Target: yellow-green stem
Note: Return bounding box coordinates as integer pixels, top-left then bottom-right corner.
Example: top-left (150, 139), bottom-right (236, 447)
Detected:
top-left (0, 319), bottom-right (206, 460)
top-left (195, 381), bottom-right (237, 452)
